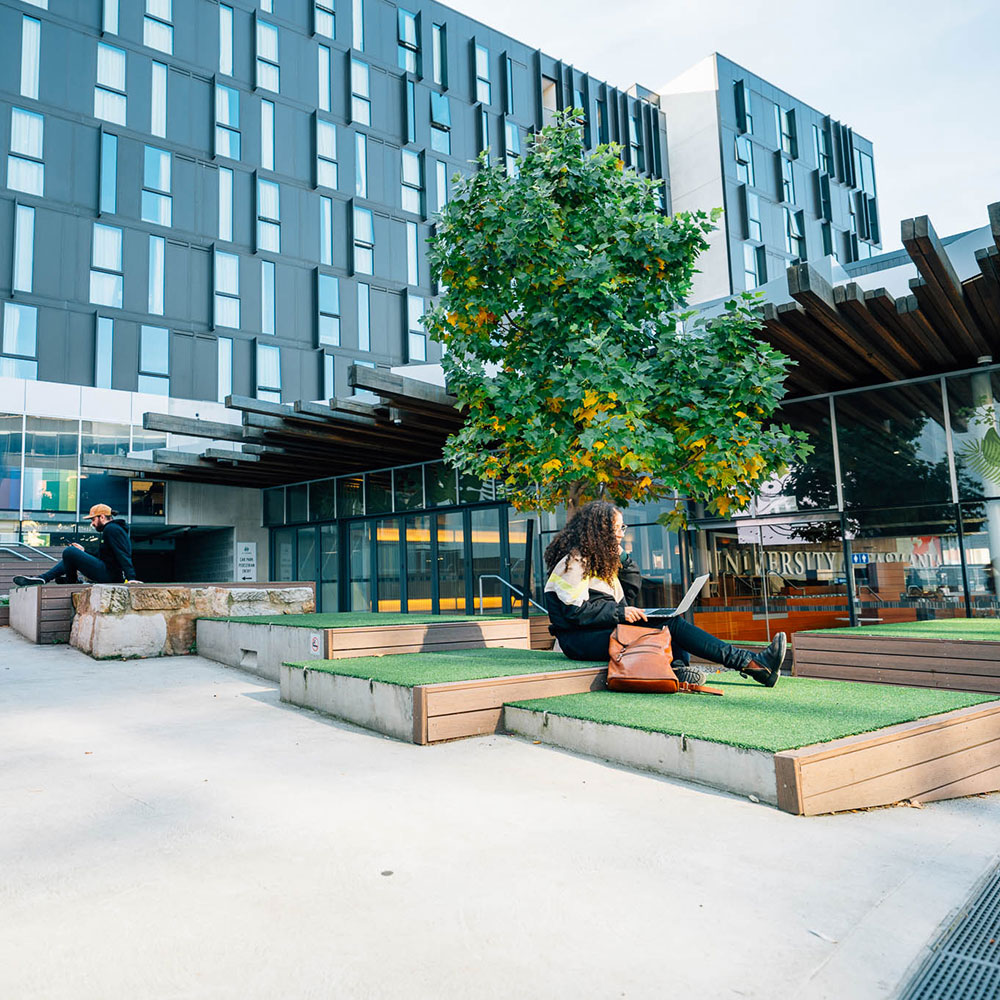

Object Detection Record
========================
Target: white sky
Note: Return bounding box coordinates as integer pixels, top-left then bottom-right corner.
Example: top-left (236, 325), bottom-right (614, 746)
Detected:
top-left (447, 0), bottom-right (999, 251)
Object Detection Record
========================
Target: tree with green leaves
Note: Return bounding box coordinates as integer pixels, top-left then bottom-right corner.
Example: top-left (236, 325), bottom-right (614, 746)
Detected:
top-left (424, 111), bottom-right (810, 524)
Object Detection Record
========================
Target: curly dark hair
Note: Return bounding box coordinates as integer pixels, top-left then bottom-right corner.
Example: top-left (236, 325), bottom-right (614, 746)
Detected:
top-left (544, 500), bottom-right (621, 582)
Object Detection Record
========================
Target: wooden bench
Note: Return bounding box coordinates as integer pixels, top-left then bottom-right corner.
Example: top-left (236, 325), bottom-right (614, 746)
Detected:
top-left (9, 583), bottom-right (90, 643)
top-left (793, 631), bottom-right (1000, 694)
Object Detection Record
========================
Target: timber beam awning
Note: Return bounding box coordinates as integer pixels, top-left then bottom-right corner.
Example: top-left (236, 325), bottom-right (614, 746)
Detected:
top-left (82, 368), bottom-right (463, 488)
top-left (760, 203), bottom-right (1000, 396)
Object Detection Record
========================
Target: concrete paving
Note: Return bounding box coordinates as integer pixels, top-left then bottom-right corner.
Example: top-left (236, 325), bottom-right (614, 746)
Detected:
top-left (2, 627), bottom-right (998, 1000)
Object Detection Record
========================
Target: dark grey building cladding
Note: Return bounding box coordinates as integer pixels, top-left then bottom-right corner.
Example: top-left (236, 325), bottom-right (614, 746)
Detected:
top-left (0, 0), bottom-right (669, 404)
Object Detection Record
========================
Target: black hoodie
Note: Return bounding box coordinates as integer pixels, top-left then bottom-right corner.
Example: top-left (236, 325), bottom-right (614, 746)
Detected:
top-left (97, 517), bottom-right (136, 581)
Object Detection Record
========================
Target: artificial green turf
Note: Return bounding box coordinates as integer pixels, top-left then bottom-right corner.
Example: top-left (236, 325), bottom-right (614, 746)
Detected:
top-left (285, 648), bottom-right (604, 687)
top-left (508, 673), bottom-right (996, 752)
top-left (804, 618), bottom-right (1000, 641)
top-left (204, 612), bottom-right (514, 628)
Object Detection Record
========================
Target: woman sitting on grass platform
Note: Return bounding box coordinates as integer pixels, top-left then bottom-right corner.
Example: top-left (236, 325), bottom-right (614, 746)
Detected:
top-left (544, 500), bottom-right (785, 688)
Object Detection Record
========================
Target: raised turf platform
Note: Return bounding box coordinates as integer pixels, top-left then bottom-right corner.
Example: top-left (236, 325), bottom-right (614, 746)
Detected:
top-left (793, 618), bottom-right (1000, 694)
top-left (197, 612), bottom-right (531, 682)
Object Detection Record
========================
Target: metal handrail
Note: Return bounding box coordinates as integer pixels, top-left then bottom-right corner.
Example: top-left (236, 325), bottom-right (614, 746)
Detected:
top-left (2, 542), bottom-right (59, 563)
top-left (0, 546), bottom-right (31, 561)
top-left (856, 584), bottom-right (884, 606)
top-left (477, 574), bottom-right (546, 615)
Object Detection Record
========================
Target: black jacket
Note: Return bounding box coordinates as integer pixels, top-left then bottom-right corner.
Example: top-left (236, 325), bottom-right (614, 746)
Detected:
top-left (98, 518), bottom-right (136, 581)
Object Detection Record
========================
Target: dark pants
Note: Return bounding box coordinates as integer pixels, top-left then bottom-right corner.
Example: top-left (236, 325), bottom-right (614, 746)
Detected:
top-left (42, 547), bottom-right (120, 584)
top-left (557, 617), bottom-right (755, 672)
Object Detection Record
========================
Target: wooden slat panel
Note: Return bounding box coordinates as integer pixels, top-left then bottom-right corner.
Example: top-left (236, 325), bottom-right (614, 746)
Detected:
top-left (793, 634), bottom-right (1000, 660)
top-left (790, 663), bottom-right (1000, 694)
top-left (426, 707), bottom-right (503, 742)
top-left (329, 637), bottom-right (531, 658)
top-left (913, 762), bottom-right (1000, 804)
top-left (794, 647), bottom-right (1000, 677)
top-left (773, 754), bottom-right (803, 815)
top-left (327, 620), bottom-right (530, 652)
top-left (424, 668), bottom-right (606, 716)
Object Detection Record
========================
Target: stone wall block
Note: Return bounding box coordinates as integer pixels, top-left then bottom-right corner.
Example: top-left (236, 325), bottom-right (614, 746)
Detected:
top-left (165, 613), bottom-right (197, 655)
top-left (70, 612), bottom-right (95, 654)
top-left (89, 613), bottom-right (168, 659)
top-left (268, 588), bottom-right (315, 612)
top-left (130, 587), bottom-right (191, 611)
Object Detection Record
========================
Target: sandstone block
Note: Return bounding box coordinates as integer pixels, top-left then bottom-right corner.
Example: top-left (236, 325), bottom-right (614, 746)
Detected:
top-left (90, 585), bottom-right (130, 614)
top-left (165, 613), bottom-right (196, 655)
top-left (129, 587), bottom-right (191, 611)
top-left (89, 612), bottom-right (168, 659)
top-left (70, 612), bottom-right (95, 654)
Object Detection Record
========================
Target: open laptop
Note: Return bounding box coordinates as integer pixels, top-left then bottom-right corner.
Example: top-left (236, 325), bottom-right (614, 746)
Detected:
top-left (640, 573), bottom-right (710, 624)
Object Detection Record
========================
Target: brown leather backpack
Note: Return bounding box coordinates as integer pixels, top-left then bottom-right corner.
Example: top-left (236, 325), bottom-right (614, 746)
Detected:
top-left (607, 624), bottom-right (723, 695)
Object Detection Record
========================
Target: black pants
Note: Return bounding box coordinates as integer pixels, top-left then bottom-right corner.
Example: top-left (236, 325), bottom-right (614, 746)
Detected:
top-left (557, 617), bottom-right (755, 672)
top-left (41, 547), bottom-right (120, 584)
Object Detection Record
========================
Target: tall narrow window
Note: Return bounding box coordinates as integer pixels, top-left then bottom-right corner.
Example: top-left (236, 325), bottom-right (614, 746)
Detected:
top-left (219, 5), bottom-right (234, 75)
top-left (405, 80), bottom-right (416, 143)
top-left (8, 107), bottom-right (45, 197)
top-left (318, 273), bottom-right (340, 346)
top-left (734, 80), bottom-right (753, 134)
top-left (596, 100), bottom-right (607, 144)
top-left (214, 250), bottom-right (240, 328)
top-left (261, 0), bottom-right (273, 11)
top-left (151, 61), bottom-right (166, 137)
top-left (90, 223), bottom-right (123, 308)
top-left (215, 84), bottom-right (240, 159)
top-left (20, 16), bottom-right (40, 101)
top-left (431, 24), bottom-right (446, 86)
top-left (256, 177), bottom-right (280, 251)
top-left (351, 59), bottom-right (370, 125)
top-left (217, 336), bottom-right (232, 401)
top-left (745, 189), bottom-right (761, 241)
top-left (103, 0), bottom-right (119, 35)
top-left (317, 119), bottom-right (338, 188)
top-left (318, 45), bottom-right (331, 112)
top-left (323, 353), bottom-right (335, 400)
top-left (397, 9), bottom-right (418, 73)
top-left (352, 0), bottom-right (364, 51)
top-left (144, 0), bottom-right (173, 55)
top-left (504, 120), bottom-right (520, 176)
top-left (780, 156), bottom-right (795, 204)
top-left (477, 106), bottom-right (489, 159)
top-left (401, 149), bottom-right (422, 215)
top-left (774, 105), bottom-right (797, 157)
top-left (141, 145), bottom-right (172, 226)
top-left (743, 243), bottom-right (765, 290)
top-left (628, 108), bottom-right (643, 170)
top-left (13, 204), bottom-right (35, 293)
top-left (474, 44), bottom-right (490, 104)
top-left (504, 56), bottom-right (514, 115)
top-left (435, 159), bottom-right (447, 213)
top-left (148, 234), bottom-right (165, 314)
top-left (430, 92), bottom-right (450, 154)
top-left (406, 220), bottom-right (418, 285)
top-left (1, 303), bottom-right (38, 380)
top-left (261, 259), bottom-right (275, 334)
top-left (218, 166), bottom-right (233, 240)
top-left (138, 325), bottom-right (169, 395)
top-left (95, 43), bottom-right (127, 126)
top-left (784, 207), bottom-right (805, 259)
top-left (353, 206), bottom-right (373, 274)
top-left (735, 135), bottom-right (754, 187)
top-left (256, 342), bottom-right (281, 401)
top-left (357, 282), bottom-right (370, 350)
top-left (95, 316), bottom-right (113, 389)
top-left (406, 291), bottom-right (425, 361)
top-left (320, 196), bottom-right (333, 265)
top-left (315, 1), bottom-right (335, 39)
top-left (100, 132), bottom-right (117, 214)
top-left (261, 99), bottom-right (274, 170)
top-left (354, 132), bottom-right (367, 198)
top-left (256, 20), bottom-right (279, 93)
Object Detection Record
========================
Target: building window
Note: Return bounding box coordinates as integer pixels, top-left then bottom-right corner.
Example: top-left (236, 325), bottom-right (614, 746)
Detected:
top-left (397, 9), bottom-right (419, 73)
top-left (214, 249), bottom-right (240, 328)
top-left (628, 109), bottom-right (643, 170)
top-left (90, 223), bottom-right (123, 308)
top-left (743, 188), bottom-right (761, 242)
top-left (219, 5), bottom-right (234, 75)
top-left (478, 106), bottom-right (489, 159)
top-left (784, 207), bottom-right (806, 260)
top-left (8, 107), bottom-right (44, 197)
top-left (780, 155), bottom-right (795, 204)
top-left (99, 132), bottom-right (117, 214)
top-left (320, 195), bottom-right (333, 265)
top-left (318, 272), bottom-right (340, 346)
top-left (430, 92), bottom-right (451, 154)
top-left (215, 84), bottom-right (240, 159)
top-left (150, 61), bottom-right (167, 138)
top-left (103, 0), bottom-right (119, 35)
top-left (406, 291), bottom-right (425, 362)
top-left (315, 1), bottom-right (335, 40)
top-left (261, 0), bottom-right (273, 11)
top-left (352, 0), bottom-right (364, 50)
top-left (256, 342), bottom-right (281, 401)
top-left (431, 23), bottom-right (446, 86)
top-left (13, 205), bottom-right (34, 294)
top-left (218, 165), bottom-right (233, 240)
top-left (95, 43), bottom-right (127, 126)
top-left (401, 149), bottom-right (422, 215)
top-left (355, 131), bottom-right (367, 198)
top-left (147, 234), bottom-right (165, 315)
top-left (541, 76), bottom-right (557, 126)
top-left (256, 177), bottom-right (280, 252)
top-left (261, 99), bottom-right (275, 170)
top-left (261, 259), bottom-right (275, 335)
top-left (821, 221), bottom-right (835, 259)
top-left (857, 149), bottom-right (877, 197)
top-left (596, 100), bottom-right (607, 144)
top-left (317, 119), bottom-right (338, 189)
top-left (138, 325), bottom-right (169, 395)
top-left (357, 282), bottom-right (370, 350)
top-left (1, 302), bottom-right (38, 380)
top-left (774, 104), bottom-right (797, 157)
top-left (504, 120), bottom-right (520, 176)
top-left (504, 56), bottom-right (514, 115)
top-left (734, 135), bottom-right (754, 187)
top-left (351, 59), bottom-right (371, 125)
top-left (818, 171), bottom-right (832, 222)
top-left (353, 206), bottom-right (374, 274)
top-left (405, 80), bottom-right (416, 144)
top-left (21, 16), bottom-right (40, 101)
top-left (95, 316), bottom-right (113, 388)
top-left (405, 220), bottom-right (419, 286)
top-left (812, 123), bottom-right (831, 173)
top-left (435, 160), bottom-right (447, 213)
top-left (743, 243), bottom-right (765, 290)
top-left (318, 45), bottom-right (331, 112)
top-left (142, 145), bottom-right (172, 226)
top-left (143, 0), bottom-right (173, 55)
top-left (734, 80), bottom-right (752, 135)
top-left (256, 19), bottom-right (279, 93)
top-left (475, 44), bottom-right (491, 104)
top-left (323, 352), bottom-right (335, 399)
top-left (217, 336), bottom-right (232, 401)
